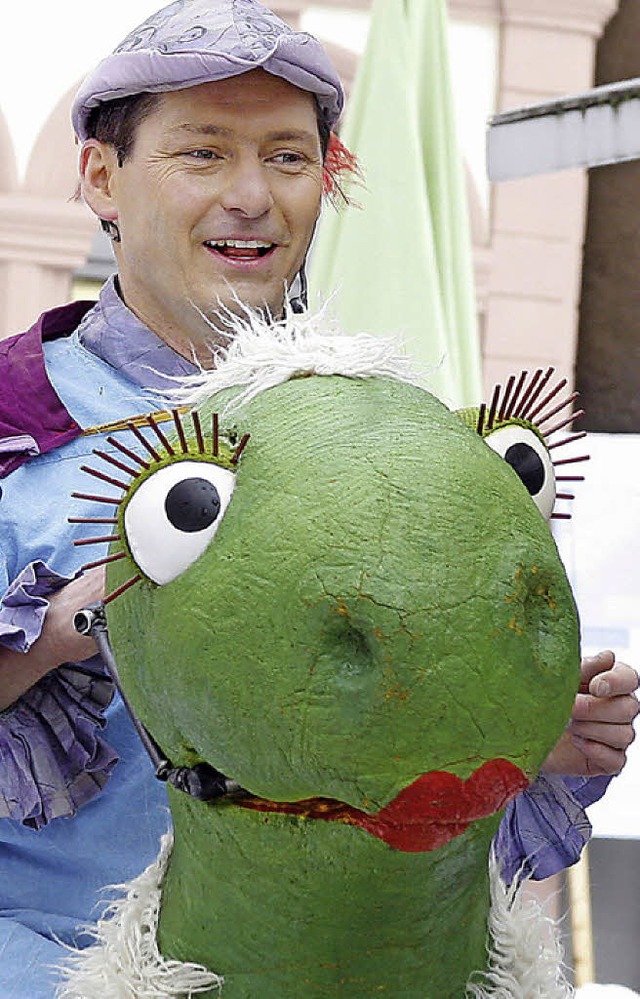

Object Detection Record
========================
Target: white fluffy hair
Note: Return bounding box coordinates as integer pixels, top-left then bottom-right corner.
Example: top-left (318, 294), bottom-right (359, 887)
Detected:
top-left (56, 840), bottom-right (573, 998)
top-left (55, 833), bottom-right (222, 998)
top-left (162, 301), bottom-right (428, 416)
top-left (465, 851), bottom-right (573, 999)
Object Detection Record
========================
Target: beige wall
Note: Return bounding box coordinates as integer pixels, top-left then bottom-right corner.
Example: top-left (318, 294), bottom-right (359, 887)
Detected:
top-left (0, 0), bottom-right (620, 403)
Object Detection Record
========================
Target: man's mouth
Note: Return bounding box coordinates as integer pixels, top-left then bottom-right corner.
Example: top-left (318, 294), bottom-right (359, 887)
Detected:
top-left (204, 238), bottom-right (277, 261)
top-left (232, 759), bottom-right (529, 853)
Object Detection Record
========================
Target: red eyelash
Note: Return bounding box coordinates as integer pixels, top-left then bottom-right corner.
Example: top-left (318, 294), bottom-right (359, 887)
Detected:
top-left (478, 368), bottom-right (589, 520)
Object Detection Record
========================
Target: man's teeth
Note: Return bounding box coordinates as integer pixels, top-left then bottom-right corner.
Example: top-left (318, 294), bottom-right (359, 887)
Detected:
top-left (206, 239), bottom-right (274, 249)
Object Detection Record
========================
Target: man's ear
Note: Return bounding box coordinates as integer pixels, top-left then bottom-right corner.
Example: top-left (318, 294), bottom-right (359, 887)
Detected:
top-left (79, 140), bottom-right (120, 222)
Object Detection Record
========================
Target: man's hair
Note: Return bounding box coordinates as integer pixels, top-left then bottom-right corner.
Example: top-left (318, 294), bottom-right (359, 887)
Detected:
top-left (86, 90), bottom-right (332, 168)
top-left (85, 92), bottom-right (163, 168)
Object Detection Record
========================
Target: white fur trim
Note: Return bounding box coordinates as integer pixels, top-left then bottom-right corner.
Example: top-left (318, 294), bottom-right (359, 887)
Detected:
top-left (55, 832), bottom-right (222, 998)
top-left (164, 302), bottom-right (426, 415)
top-left (465, 851), bottom-right (574, 998)
top-left (57, 839), bottom-right (574, 998)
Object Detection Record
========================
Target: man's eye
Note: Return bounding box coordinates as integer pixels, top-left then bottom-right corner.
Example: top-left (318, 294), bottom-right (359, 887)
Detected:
top-left (270, 152), bottom-right (306, 166)
top-left (185, 149), bottom-right (220, 160)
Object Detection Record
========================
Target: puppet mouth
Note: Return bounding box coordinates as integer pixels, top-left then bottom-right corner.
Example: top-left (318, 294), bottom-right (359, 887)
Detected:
top-left (233, 759), bottom-right (529, 853)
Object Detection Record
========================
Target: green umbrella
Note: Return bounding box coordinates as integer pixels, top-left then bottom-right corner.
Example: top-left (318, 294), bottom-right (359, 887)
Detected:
top-left (309, 0), bottom-right (482, 407)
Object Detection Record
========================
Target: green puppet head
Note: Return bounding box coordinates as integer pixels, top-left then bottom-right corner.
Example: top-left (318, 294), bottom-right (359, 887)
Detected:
top-left (78, 317), bottom-right (583, 844)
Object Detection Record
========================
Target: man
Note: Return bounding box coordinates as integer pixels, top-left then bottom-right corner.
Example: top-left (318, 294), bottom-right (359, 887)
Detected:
top-left (0, 2), bottom-right (636, 996)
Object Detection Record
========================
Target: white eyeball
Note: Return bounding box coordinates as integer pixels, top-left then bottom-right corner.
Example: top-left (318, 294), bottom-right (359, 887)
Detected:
top-left (483, 425), bottom-right (556, 521)
top-left (123, 460), bottom-right (236, 584)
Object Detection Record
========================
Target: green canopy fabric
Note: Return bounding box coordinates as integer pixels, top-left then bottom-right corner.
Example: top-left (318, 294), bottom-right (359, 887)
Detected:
top-left (309, 0), bottom-right (482, 407)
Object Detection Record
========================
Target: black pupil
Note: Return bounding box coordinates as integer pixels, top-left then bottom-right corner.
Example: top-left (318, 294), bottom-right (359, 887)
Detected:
top-left (504, 443), bottom-right (545, 497)
top-left (165, 477), bottom-right (221, 533)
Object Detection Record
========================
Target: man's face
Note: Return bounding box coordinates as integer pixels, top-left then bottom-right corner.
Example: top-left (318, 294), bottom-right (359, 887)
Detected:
top-left (100, 71), bottom-right (324, 352)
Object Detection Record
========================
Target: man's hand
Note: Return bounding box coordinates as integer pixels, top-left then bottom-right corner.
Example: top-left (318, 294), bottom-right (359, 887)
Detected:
top-left (542, 650), bottom-right (639, 776)
top-left (0, 567), bottom-right (106, 711)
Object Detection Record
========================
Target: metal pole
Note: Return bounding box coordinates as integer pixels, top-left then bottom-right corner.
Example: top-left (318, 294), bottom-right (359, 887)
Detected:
top-left (568, 846), bottom-right (596, 986)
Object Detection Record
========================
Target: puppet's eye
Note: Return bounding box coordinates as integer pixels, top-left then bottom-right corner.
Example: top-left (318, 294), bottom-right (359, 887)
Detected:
top-left (123, 461), bottom-right (236, 585)
top-left (71, 409), bottom-right (249, 602)
top-left (484, 425), bottom-right (555, 520)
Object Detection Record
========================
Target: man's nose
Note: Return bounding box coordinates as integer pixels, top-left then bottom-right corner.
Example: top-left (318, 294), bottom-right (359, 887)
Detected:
top-left (218, 158), bottom-right (275, 218)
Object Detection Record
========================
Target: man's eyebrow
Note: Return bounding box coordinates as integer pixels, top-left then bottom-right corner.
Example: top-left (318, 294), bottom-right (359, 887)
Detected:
top-left (170, 124), bottom-right (233, 137)
top-left (263, 129), bottom-right (319, 145)
top-left (168, 124), bottom-right (318, 145)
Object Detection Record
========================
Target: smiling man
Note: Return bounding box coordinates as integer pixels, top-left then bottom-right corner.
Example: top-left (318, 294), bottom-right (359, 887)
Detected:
top-left (81, 71), bottom-right (326, 356)
top-left (0, 1), bottom-right (636, 996)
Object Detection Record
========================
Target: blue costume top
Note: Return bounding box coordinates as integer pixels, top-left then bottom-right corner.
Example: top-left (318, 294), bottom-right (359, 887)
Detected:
top-left (0, 278), bottom-right (608, 997)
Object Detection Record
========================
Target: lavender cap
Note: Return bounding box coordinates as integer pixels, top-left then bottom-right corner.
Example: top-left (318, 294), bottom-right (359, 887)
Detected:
top-left (72, 0), bottom-right (344, 140)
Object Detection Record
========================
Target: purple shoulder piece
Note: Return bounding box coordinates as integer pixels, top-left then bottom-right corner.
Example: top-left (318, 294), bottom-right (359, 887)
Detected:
top-left (0, 300), bottom-right (94, 479)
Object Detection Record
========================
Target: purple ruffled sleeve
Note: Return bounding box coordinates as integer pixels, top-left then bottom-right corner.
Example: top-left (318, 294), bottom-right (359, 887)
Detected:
top-left (0, 561), bottom-right (118, 829)
top-left (495, 772), bottom-right (611, 885)
top-left (0, 560), bottom-right (74, 653)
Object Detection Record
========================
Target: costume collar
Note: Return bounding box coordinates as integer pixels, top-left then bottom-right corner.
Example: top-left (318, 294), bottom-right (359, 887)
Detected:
top-left (78, 277), bottom-right (198, 393)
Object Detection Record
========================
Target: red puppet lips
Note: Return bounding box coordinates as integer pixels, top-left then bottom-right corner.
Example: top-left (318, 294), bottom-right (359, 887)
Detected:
top-left (236, 758), bottom-right (529, 852)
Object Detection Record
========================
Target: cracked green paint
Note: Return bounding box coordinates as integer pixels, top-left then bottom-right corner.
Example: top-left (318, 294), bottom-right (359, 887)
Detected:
top-left (106, 374), bottom-right (580, 997)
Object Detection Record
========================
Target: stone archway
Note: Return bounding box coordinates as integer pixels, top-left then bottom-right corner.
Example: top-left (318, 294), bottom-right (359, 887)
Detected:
top-left (0, 106), bottom-right (18, 194)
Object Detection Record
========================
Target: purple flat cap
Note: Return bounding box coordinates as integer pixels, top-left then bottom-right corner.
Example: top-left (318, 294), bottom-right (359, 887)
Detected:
top-left (72, 0), bottom-right (344, 140)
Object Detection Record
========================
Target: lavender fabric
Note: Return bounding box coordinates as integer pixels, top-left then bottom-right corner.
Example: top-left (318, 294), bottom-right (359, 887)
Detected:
top-left (0, 660), bottom-right (117, 830)
top-left (495, 772), bottom-right (611, 885)
top-left (77, 276), bottom-right (199, 392)
top-left (0, 561), bottom-right (74, 653)
top-left (72, 0), bottom-right (344, 140)
top-left (0, 435), bottom-right (39, 457)
top-left (0, 561), bottom-right (119, 829)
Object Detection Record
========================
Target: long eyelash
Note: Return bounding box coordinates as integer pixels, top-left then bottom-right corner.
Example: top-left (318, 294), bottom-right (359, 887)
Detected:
top-left (80, 465), bottom-right (131, 491)
top-left (497, 374), bottom-right (516, 423)
top-left (504, 371), bottom-right (528, 420)
top-left (192, 411), bottom-right (205, 454)
top-left (480, 368), bottom-right (589, 521)
top-left (476, 403), bottom-right (486, 436)
top-left (212, 413), bottom-right (219, 457)
top-left (104, 575), bottom-right (143, 605)
top-left (147, 414), bottom-right (175, 456)
top-left (231, 433), bottom-right (250, 464)
top-left (74, 534), bottom-right (122, 546)
top-left (172, 408), bottom-right (189, 454)
top-left (127, 421), bottom-right (162, 462)
top-left (486, 384), bottom-right (501, 431)
top-left (81, 551), bottom-right (129, 571)
top-left (106, 435), bottom-right (150, 470)
top-left (71, 492), bottom-right (125, 506)
top-left (92, 450), bottom-right (141, 478)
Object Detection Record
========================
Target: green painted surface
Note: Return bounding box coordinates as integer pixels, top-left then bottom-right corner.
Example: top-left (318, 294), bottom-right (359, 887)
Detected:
top-left (106, 374), bottom-right (580, 995)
